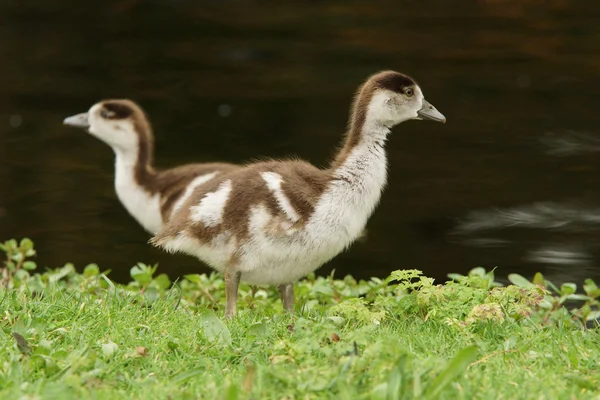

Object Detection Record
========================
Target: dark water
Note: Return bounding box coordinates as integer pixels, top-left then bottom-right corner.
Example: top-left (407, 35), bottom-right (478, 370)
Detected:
top-left (2, 0), bottom-right (600, 285)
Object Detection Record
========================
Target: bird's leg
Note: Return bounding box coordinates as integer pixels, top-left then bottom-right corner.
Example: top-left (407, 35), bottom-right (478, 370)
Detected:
top-left (277, 283), bottom-right (294, 314)
top-left (224, 269), bottom-right (241, 319)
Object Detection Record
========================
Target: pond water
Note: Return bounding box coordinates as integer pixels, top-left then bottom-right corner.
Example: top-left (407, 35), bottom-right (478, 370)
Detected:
top-left (2, 0), bottom-right (600, 285)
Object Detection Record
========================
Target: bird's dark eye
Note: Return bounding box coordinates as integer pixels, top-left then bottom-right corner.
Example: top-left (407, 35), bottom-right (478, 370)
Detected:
top-left (404, 88), bottom-right (414, 97)
top-left (100, 109), bottom-right (115, 119)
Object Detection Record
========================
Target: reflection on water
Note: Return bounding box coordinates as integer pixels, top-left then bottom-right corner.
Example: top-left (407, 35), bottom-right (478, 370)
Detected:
top-left (540, 130), bottom-right (600, 157)
top-left (1, 1), bottom-right (600, 285)
top-left (453, 202), bottom-right (600, 282)
top-left (526, 246), bottom-right (590, 266)
top-left (454, 202), bottom-right (600, 233)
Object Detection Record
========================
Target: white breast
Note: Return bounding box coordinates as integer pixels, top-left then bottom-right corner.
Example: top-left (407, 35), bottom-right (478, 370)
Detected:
top-left (310, 139), bottom-right (388, 241)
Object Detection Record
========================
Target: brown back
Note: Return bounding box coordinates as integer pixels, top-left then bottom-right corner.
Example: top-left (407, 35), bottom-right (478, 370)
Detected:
top-left (155, 160), bottom-right (332, 244)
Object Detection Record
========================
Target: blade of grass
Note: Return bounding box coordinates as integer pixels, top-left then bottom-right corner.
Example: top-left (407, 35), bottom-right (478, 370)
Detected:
top-left (424, 345), bottom-right (478, 399)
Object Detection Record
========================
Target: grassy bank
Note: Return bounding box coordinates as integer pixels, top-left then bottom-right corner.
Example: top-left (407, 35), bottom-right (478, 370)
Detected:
top-left (1, 238), bottom-right (600, 399)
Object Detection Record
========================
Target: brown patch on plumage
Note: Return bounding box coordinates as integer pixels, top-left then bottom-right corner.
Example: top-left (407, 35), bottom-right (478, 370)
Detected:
top-left (264, 215), bottom-right (300, 237)
top-left (330, 71), bottom-right (416, 169)
top-left (98, 99), bottom-right (238, 220)
top-left (160, 187), bottom-right (185, 217)
top-left (102, 101), bottom-right (136, 120)
top-left (155, 163), bottom-right (237, 219)
top-left (279, 163), bottom-right (332, 221)
top-left (154, 160), bottom-right (331, 247)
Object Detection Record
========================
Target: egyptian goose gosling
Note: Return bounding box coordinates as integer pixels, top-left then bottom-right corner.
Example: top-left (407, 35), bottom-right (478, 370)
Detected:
top-left (151, 71), bottom-right (446, 317)
top-left (63, 99), bottom-right (238, 234)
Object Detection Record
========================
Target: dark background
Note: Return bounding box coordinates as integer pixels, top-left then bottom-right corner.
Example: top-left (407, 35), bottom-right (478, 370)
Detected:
top-left (2, 0), bottom-right (600, 285)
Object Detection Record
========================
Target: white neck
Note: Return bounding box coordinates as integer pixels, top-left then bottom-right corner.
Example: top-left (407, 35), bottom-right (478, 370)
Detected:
top-left (358, 120), bottom-right (390, 146)
top-left (113, 146), bottom-right (139, 169)
top-left (308, 121), bottom-right (389, 251)
top-left (334, 121), bottom-right (389, 196)
top-left (113, 147), bottom-right (163, 234)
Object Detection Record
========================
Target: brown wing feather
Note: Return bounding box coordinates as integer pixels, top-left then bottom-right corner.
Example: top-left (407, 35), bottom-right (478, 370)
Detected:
top-left (152, 160), bottom-right (333, 246)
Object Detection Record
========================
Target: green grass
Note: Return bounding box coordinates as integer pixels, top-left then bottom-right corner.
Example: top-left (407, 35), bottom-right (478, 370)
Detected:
top-left (1, 239), bottom-right (600, 399)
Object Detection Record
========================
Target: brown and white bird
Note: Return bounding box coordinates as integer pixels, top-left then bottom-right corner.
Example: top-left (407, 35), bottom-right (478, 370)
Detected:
top-left (151, 71), bottom-right (446, 317)
top-left (63, 99), bottom-right (238, 234)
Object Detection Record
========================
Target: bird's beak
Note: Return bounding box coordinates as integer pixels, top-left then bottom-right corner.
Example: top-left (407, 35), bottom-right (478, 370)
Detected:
top-left (417, 99), bottom-right (446, 123)
top-left (63, 112), bottom-right (90, 128)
